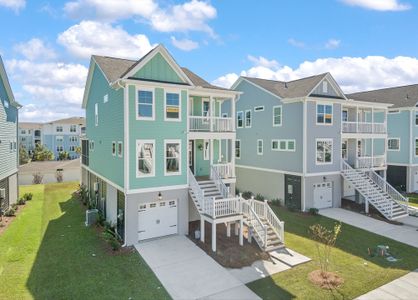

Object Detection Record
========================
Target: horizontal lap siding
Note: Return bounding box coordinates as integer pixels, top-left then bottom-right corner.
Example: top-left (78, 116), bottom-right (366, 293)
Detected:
top-left (387, 111), bottom-right (410, 164)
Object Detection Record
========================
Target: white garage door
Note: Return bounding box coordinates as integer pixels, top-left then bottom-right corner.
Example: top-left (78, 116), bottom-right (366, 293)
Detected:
top-left (138, 200), bottom-right (178, 241)
top-left (313, 182), bottom-right (333, 209)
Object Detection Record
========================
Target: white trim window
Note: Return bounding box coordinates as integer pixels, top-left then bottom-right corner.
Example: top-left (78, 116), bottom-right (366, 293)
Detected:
top-left (202, 99), bottom-right (210, 117)
top-left (316, 139), bottom-right (333, 164)
top-left (56, 136), bottom-right (63, 143)
top-left (257, 139), bottom-right (263, 155)
top-left (245, 109), bottom-right (252, 128)
top-left (95, 103), bottom-right (99, 126)
top-left (237, 111), bottom-right (243, 128)
top-left (165, 92), bottom-right (181, 121)
top-left (118, 142), bottom-right (123, 157)
top-left (273, 106), bottom-right (282, 126)
top-left (387, 138), bottom-right (400, 151)
top-left (70, 125), bottom-right (77, 132)
top-left (317, 104), bottom-right (333, 125)
top-left (415, 111), bottom-right (418, 126)
top-left (104, 94), bottom-right (109, 103)
top-left (272, 139), bottom-right (295, 151)
top-left (69, 145), bottom-right (76, 152)
top-left (137, 90), bottom-right (154, 120)
top-left (21, 129), bottom-right (26, 134)
top-left (70, 136), bottom-right (78, 143)
top-left (56, 126), bottom-right (63, 132)
top-left (203, 140), bottom-right (209, 160)
top-left (235, 140), bottom-right (241, 159)
top-left (112, 141), bottom-right (116, 156)
top-left (342, 109), bottom-right (348, 122)
top-left (254, 106), bottom-right (264, 112)
top-left (165, 140), bottom-right (181, 176)
top-left (136, 140), bottom-right (155, 177)
top-left (56, 145), bottom-right (64, 152)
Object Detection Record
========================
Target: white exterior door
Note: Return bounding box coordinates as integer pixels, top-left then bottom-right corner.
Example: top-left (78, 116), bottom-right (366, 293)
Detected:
top-left (138, 200), bottom-right (178, 241)
top-left (313, 182), bottom-right (333, 209)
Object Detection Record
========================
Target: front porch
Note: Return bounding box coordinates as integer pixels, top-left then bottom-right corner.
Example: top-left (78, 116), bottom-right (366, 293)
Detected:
top-left (341, 105), bottom-right (387, 134)
top-left (342, 137), bottom-right (387, 170)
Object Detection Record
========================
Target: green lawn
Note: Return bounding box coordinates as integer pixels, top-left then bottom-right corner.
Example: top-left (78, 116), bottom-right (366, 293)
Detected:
top-left (248, 206), bottom-right (418, 300)
top-left (0, 182), bottom-right (170, 300)
top-left (407, 194), bottom-right (418, 207)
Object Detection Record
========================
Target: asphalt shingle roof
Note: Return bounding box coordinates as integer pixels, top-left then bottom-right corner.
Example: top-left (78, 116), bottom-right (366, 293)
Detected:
top-left (242, 73), bottom-right (329, 98)
top-left (347, 84), bottom-right (418, 108)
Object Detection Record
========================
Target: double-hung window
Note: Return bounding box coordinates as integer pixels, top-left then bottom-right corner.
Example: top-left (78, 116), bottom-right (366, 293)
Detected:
top-left (272, 139), bottom-right (295, 151)
top-left (245, 110), bottom-right (252, 128)
top-left (388, 138), bottom-right (400, 151)
top-left (317, 104), bottom-right (333, 124)
top-left (137, 90), bottom-right (154, 120)
top-left (273, 106), bottom-right (282, 126)
top-left (415, 111), bottom-right (418, 125)
top-left (118, 142), bottom-right (123, 157)
top-left (237, 111), bottom-right (243, 128)
top-left (257, 139), bottom-right (263, 155)
top-left (70, 125), bottom-right (77, 132)
top-left (56, 145), bottom-right (64, 152)
top-left (165, 140), bottom-right (181, 175)
top-left (416, 139), bottom-right (418, 156)
top-left (235, 140), bottom-right (241, 159)
top-left (165, 92), bottom-right (180, 120)
top-left (112, 141), bottom-right (116, 156)
top-left (202, 100), bottom-right (210, 117)
top-left (136, 140), bottom-right (155, 177)
top-left (56, 126), bottom-right (63, 132)
top-left (316, 139), bottom-right (333, 164)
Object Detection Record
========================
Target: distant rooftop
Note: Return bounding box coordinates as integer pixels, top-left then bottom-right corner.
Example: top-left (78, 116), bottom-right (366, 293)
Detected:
top-left (20, 117), bottom-right (85, 128)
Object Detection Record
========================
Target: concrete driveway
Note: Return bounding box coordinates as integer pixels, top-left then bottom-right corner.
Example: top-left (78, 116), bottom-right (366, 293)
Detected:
top-left (319, 208), bottom-right (418, 248)
top-left (135, 235), bottom-right (261, 300)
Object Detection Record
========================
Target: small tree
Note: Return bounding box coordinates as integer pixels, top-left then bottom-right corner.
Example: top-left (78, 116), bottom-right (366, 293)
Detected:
top-left (32, 172), bottom-right (44, 184)
top-left (19, 145), bottom-right (30, 165)
top-left (309, 222), bottom-right (342, 275)
top-left (58, 151), bottom-right (69, 161)
top-left (75, 146), bottom-right (81, 156)
top-left (33, 144), bottom-right (54, 161)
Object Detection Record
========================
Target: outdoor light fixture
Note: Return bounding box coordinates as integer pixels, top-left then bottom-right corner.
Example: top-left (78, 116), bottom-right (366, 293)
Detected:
top-left (158, 192), bottom-right (162, 201)
top-left (323, 176), bottom-right (327, 181)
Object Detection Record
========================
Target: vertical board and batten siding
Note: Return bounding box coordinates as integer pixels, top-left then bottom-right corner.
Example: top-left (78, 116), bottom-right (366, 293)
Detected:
top-left (387, 110), bottom-right (410, 164)
top-left (0, 74), bottom-right (18, 179)
top-left (133, 53), bottom-right (184, 84)
top-left (128, 85), bottom-right (188, 189)
top-left (306, 100), bottom-right (342, 173)
top-left (235, 80), bottom-right (303, 173)
top-left (85, 64), bottom-right (124, 187)
top-left (310, 79), bottom-right (340, 98)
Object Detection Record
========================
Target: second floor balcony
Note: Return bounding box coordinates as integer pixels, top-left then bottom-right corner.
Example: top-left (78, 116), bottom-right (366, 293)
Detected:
top-left (189, 116), bottom-right (234, 132)
top-left (342, 121), bottom-right (387, 134)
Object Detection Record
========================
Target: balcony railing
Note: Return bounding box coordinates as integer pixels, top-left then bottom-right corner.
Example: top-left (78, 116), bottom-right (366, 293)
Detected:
top-left (189, 116), bottom-right (234, 132)
top-left (342, 121), bottom-right (386, 134)
top-left (355, 155), bottom-right (386, 169)
top-left (211, 163), bottom-right (234, 179)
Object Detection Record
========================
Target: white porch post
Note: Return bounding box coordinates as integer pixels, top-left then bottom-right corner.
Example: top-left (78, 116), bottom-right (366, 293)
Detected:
top-left (210, 96), bottom-right (214, 132)
top-left (239, 218), bottom-right (244, 246)
top-left (231, 139), bottom-right (236, 177)
top-left (371, 107), bottom-right (374, 132)
top-left (234, 221), bottom-right (239, 236)
top-left (212, 221), bottom-right (216, 252)
top-left (365, 198), bottom-right (369, 214)
top-left (210, 139), bottom-right (214, 169)
top-left (231, 96), bottom-right (236, 131)
top-left (371, 138), bottom-right (374, 168)
top-left (356, 106), bottom-right (359, 133)
top-left (200, 218), bottom-right (205, 242)
top-left (226, 222), bottom-right (231, 237)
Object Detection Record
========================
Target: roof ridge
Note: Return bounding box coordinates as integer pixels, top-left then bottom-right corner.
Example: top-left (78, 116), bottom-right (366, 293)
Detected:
top-left (92, 54), bottom-right (137, 62)
top-left (243, 72), bottom-right (327, 85)
top-left (348, 83), bottom-right (418, 95)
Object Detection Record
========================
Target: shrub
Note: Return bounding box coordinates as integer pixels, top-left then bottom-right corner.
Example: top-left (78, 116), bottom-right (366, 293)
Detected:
top-left (11, 203), bottom-right (18, 210)
top-left (17, 198), bottom-right (26, 205)
top-left (4, 207), bottom-right (16, 216)
top-left (255, 193), bottom-right (264, 201)
top-left (32, 172), bottom-right (43, 184)
top-left (270, 198), bottom-right (282, 207)
top-left (309, 208), bottom-right (319, 216)
top-left (102, 228), bottom-right (121, 251)
top-left (55, 170), bottom-right (64, 183)
top-left (241, 191), bottom-right (253, 200)
top-left (96, 212), bottom-right (106, 227)
top-left (235, 188), bottom-right (240, 195)
top-left (23, 193), bottom-right (33, 201)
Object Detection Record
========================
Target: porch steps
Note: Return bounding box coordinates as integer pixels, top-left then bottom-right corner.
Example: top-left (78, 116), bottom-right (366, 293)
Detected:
top-left (189, 180), bottom-right (223, 214)
top-left (244, 215), bottom-right (285, 252)
top-left (341, 163), bottom-right (409, 221)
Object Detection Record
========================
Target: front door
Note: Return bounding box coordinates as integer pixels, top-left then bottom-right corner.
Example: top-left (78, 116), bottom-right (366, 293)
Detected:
top-left (188, 140), bottom-right (195, 174)
top-left (285, 175), bottom-right (302, 210)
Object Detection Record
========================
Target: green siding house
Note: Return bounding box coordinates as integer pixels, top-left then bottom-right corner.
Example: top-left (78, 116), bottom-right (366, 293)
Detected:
top-left (0, 56), bottom-right (21, 212)
top-left (81, 45), bottom-right (259, 249)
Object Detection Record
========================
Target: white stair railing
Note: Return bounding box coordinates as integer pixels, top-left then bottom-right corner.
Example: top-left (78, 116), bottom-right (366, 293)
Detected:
top-left (242, 200), bottom-right (268, 249)
top-left (212, 163), bottom-right (233, 179)
top-left (264, 200), bottom-right (285, 243)
top-left (210, 165), bottom-right (230, 199)
top-left (188, 169), bottom-right (207, 214)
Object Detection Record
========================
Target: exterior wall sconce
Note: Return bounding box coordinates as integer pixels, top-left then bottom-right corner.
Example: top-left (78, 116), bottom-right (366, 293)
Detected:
top-left (158, 192), bottom-right (162, 201)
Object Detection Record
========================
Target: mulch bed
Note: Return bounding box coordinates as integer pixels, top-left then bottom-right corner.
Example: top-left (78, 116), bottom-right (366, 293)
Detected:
top-left (308, 270), bottom-right (344, 289)
top-left (341, 198), bottom-right (403, 225)
top-left (0, 203), bottom-right (27, 236)
top-left (188, 220), bottom-right (270, 268)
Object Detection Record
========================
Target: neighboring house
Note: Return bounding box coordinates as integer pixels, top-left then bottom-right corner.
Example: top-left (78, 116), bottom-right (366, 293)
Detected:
top-left (19, 117), bottom-right (85, 159)
top-left (0, 55), bottom-right (21, 212)
top-left (81, 45), bottom-right (277, 251)
top-left (348, 85), bottom-right (418, 193)
top-left (232, 73), bottom-right (409, 220)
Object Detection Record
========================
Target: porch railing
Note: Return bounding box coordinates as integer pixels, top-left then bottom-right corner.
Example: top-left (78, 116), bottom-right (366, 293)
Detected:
top-left (210, 165), bottom-right (230, 198)
top-left (356, 155), bottom-right (386, 169)
top-left (342, 121), bottom-right (386, 134)
top-left (189, 116), bottom-right (234, 132)
top-left (212, 163), bottom-right (234, 179)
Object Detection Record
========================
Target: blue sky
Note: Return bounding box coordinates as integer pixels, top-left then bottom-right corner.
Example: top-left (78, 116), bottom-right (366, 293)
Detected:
top-left (0, 0), bottom-right (417, 122)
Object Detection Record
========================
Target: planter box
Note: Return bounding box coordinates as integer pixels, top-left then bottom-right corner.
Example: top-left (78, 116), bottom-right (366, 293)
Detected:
top-left (85, 209), bottom-right (98, 226)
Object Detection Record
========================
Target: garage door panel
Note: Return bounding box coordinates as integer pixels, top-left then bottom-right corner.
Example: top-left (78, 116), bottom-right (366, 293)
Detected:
top-left (313, 182), bottom-right (333, 209)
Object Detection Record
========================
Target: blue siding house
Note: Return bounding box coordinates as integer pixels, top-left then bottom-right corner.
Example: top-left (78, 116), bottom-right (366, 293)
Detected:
top-left (0, 56), bottom-right (21, 211)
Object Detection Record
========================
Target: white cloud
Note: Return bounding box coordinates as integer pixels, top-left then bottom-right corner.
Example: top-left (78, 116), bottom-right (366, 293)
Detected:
top-left (63, 0), bottom-right (217, 35)
top-left (212, 55), bottom-right (418, 93)
top-left (14, 38), bottom-right (57, 61)
top-left (5, 59), bottom-right (88, 122)
top-left (341, 0), bottom-right (411, 11)
top-left (325, 39), bottom-right (341, 49)
top-left (288, 38), bottom-right (305, 48)
top-left (57, 21), bottom-right (155, 59)
top-left (247, 55), bottom-right (279, 69)
top-left (0, 0), bottom-right (25, 12)
top-left (171, 37), bottom-right (199, 51)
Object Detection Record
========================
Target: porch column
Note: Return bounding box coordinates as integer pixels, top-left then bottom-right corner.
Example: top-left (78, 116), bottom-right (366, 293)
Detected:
top-left (200, 218), bottom-right (205, 242)
top-left (365, 198), bottom-right (369, 214)
top-left (231, 139), bottom-right (236, 177)
top-left (234, 221), bottom-right (239, 236)
top-left (355, 106), bottom-right (359, 133)
top-left (371, 138), bottom-right (374, 168)
top-left (226, 222), bottom-right (231, 237)
top-left (210, 96), bottom-right (215, 132)
top-left (231, 96), bottom-right (236, 131)
top-left (210, 139), bottom-right (214, 169)
top-left (212, 222), bottom-right (216, 252)
top-left (239, 218), bottom-right (244, 246)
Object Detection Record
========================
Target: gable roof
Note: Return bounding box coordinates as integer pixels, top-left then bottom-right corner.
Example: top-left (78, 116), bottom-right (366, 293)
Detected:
top-left (0, 55), bottom-right (21, 108)
top-left (181, 67), bottom-right (230, 91)
top-left (233, 73), bottom-right (346, 100)
top-left (48, 117), bottom-right (85, 125)
top-left (347, 84), bottom-right (418, 109)
top-left (93, 55), bottom-right (136, 83)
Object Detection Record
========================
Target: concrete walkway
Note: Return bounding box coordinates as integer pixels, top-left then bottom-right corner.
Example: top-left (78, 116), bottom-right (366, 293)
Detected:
top-left (356, 269), bottom-right (418, 299)
top-left (135, 235), bottom-right (261, 300)
top-left (319, 208), bottom-right (418, 248)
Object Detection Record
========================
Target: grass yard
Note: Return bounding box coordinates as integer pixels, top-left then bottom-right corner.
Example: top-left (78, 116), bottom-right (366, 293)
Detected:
top-left (407, 194), bottom-right (418, 207)
top-left (0, 182), bottom-right (170, 300)
top-left (248, 206), bottom-right (418, 300)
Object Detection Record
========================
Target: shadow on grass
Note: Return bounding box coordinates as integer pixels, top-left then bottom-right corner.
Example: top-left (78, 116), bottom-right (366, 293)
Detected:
top-left (26, 189), bottom-right (169, 299)
top-left (273, 206), bottom-right (418, 272)
top-left (248, 275), bottom-right (296, 300)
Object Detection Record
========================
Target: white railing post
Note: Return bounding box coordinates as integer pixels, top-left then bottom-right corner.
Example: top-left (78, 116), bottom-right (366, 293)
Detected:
top-left (264, 199), bottom-right (268, 219)
top-left (212, 196), bottom-right (216, 218)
